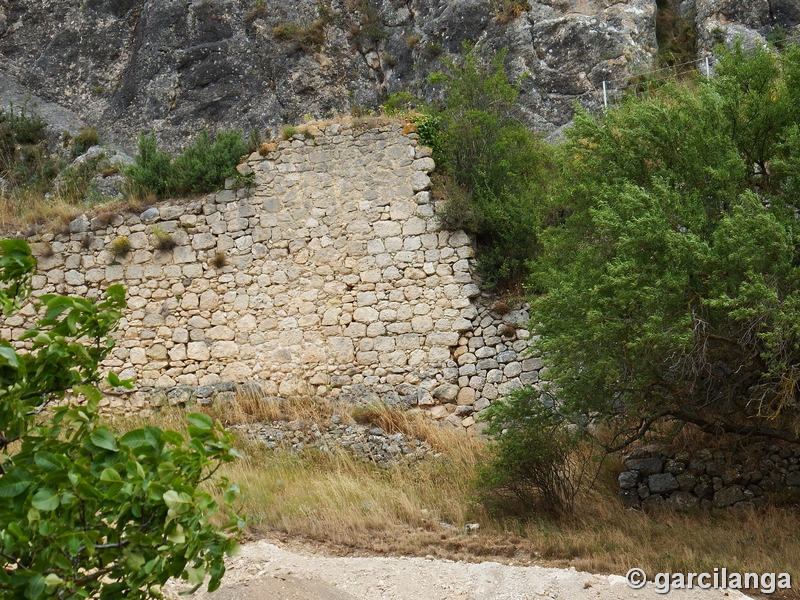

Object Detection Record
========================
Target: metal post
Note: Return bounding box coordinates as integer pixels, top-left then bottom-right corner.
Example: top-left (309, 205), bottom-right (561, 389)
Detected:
top-left (602, 80), bottom-right (608, 108)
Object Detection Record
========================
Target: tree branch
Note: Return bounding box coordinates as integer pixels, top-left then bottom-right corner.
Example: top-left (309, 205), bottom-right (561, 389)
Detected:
top-left (668, 408), bottom-right (800, 444)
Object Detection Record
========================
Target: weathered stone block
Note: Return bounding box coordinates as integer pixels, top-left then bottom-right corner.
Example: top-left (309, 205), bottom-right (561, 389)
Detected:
top-left (625, 457), bottom-right (663, 477)
top-left (647, 473), bottom-right (679, 494)
top-left (503, 362), bottom-right (523, 378)
top-left (146, 344), bottom-right (168, 360)
top-left (140, 207), bottom-right (159, 222)
top-left (411, 171), bottom-right (430, 191)
top-left (618, 470), bottom-right (639, 489)
top-left (329, 337), bottom-right (355, 363)
top-left (713, 485), bottom-right (745, 508)
top-left (210, 341), bottom-right (239, 358)
top-left (64, 270), bottom-right (85, 286)
top-left (168, 344), bottom-right (187, 361)
top-left (192, 233), bottom-right (216, 250)
top-left (676, 472), bottom-right (698, 492)
top-left (206, 326), bottom-right (235, 341)
top-left (432, 384), bottom-right (459, 401)
top-left (457, 387), bottom-right (475, 406)
top-left (668, 491), bottom-right (700, 512)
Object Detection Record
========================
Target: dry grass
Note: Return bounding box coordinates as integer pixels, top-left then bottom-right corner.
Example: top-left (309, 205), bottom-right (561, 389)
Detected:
top-left (0, 186), bottom-right (148, 235)
top-left (0, 188), bottom-right (80, 233)
top-left (492, 0), bottom-right (531, 24)
top-left (225, 437), bottom-right (484, 547)
top-left (201, 392), bottom-right (339, 430)
top-left (543, 496), bottom-right (800, 589)
top-left (111, 398), bottom-right (800, 598)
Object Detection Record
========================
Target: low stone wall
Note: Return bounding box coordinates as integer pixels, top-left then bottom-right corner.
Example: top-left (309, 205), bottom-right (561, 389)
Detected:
top-left (8, 119), bottom-right (541, 431)
top-left (618, 443), bottom-right (800, 510)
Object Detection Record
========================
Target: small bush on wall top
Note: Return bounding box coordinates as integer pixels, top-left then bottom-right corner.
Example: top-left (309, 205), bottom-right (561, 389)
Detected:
top-left (127, 129), bottom-right (249, 200)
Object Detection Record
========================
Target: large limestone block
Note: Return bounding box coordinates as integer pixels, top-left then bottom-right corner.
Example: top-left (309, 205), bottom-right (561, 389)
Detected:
top-left (187, 342), bottom-right (210, 361)
top-left (329, 337), bottom-right (355, 363)
top-left (210, 341), bottom-right (239, 358)
top-left (192, 233), bottom-right (217, 250)
top-left (206, 325), bottom-right (235, 340)
top-left (221, 361), bottom-right (251, 381)
top-left (146, 344), bottom-right (168, 360)
top-left (168, 344), bottom-right (187, 361)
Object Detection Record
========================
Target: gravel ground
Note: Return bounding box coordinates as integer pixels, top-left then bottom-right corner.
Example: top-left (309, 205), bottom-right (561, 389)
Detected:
top-left (164, 539), bottom-right (754, 600)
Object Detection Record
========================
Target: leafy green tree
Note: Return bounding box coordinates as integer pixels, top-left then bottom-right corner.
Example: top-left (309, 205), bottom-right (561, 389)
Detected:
top-left (425, 44), bottom-right (555, 287)
top-left (526, 42), bottom-right (800, 451)
top-left (0, 239), bottom-right (242, 599)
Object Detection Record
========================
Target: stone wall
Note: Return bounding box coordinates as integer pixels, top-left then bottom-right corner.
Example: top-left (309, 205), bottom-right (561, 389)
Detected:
top-left (618, 443), bottom-right (800, 510)
top-left (10, 119), bottom-right (540, 431)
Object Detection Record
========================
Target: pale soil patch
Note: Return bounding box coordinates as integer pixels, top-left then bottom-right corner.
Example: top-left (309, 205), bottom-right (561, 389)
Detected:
top-left (164, 538), bottom-right (753, 600)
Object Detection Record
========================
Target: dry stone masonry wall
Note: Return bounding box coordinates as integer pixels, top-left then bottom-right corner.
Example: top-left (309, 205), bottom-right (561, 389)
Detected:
top-left (12, 120), bottom-right (540, 432)
top-left (618, 443), bottom-right (800, 511)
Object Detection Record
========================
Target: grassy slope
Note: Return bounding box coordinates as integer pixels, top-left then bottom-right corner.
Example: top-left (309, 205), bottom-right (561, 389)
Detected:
top-left (117, 397), bottom-right (800, 599)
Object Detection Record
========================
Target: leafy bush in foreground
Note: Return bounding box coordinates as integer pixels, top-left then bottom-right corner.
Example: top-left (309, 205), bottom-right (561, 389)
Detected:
top-left (0, 239), bottom-right (242, 599)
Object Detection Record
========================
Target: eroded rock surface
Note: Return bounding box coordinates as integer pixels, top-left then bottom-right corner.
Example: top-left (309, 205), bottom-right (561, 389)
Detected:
top-left (5, 0), bottom-right (791, 152)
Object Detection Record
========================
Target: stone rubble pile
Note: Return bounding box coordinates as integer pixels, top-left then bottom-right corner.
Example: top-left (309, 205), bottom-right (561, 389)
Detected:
top-left (230, 413), bottom-right (435, 467)
top-left (618, 444), bottom-right (800, 510)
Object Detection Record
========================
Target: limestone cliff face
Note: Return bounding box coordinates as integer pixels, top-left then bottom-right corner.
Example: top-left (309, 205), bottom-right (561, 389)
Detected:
top-left (0, 0), bottom-right (796, 153)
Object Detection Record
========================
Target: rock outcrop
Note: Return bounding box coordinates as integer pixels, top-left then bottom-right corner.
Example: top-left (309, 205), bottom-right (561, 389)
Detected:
top-left (6, 0), bottom-right (794, 153)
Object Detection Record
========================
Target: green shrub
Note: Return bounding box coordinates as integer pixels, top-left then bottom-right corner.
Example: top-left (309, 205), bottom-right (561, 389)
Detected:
top-left (425, 44), bottom-right (555, 288)
top-left (412, 113), bottom-right (440, 153)
top-left (152, 225), bottom-right (177, 251)
top-left (272, 19), bottom-right (325, 51)
top-left (172, 130), bottom-right (249, 196)
top-left (0, 102), bottom-right (58, 195)
top-left (422, 41), bottom-right (443, 59)
top-left (281, 125), bottom-right (298, 140)
top-left (345, 0), bottom-right (385, 48)
top-left (272, 22), bottom-right (302, 41)
top-left (0, 101), bottom-right (47, 146)
top-left (127, 129), bottom-right (248, 199)
top-left (110, 235), bottom-right (131, 257)
top-left (126, 132), bottom-right (174, 198)
top-left (477, 386), bottom-right (599, 518)
top-left (382, 92), bottom-right (423, 116)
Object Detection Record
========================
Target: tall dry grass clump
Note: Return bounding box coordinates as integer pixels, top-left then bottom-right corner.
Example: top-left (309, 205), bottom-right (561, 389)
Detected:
top-left (201, 392), bottom-right (337, 430)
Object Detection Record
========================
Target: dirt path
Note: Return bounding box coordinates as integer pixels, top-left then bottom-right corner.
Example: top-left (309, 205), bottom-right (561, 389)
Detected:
top-left (164, 539), bottom-right (754, 600)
